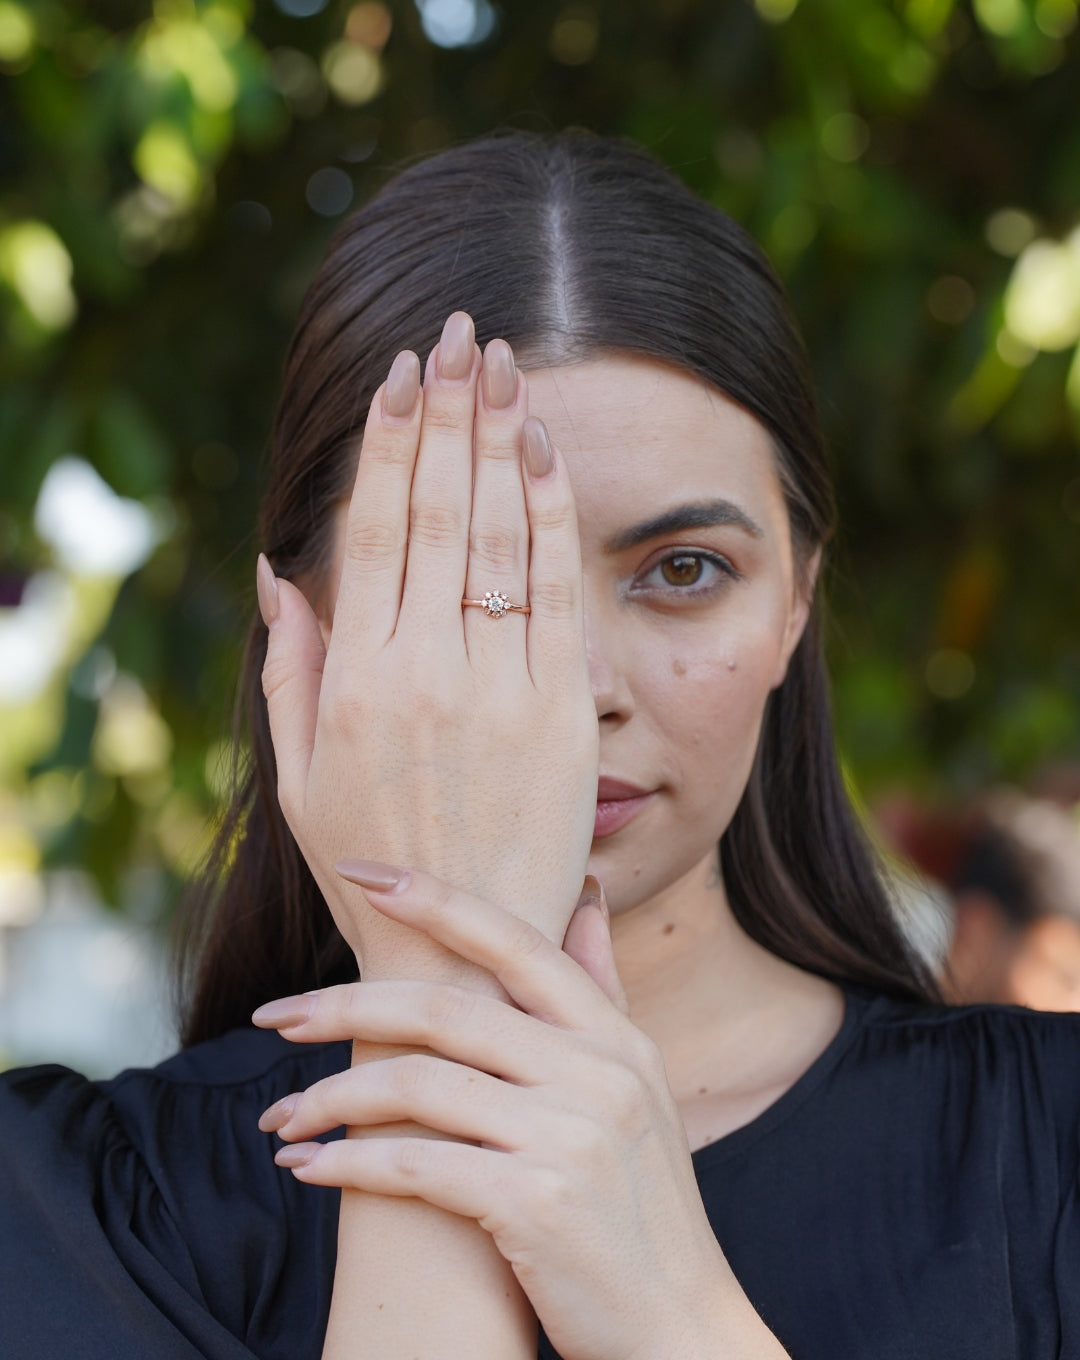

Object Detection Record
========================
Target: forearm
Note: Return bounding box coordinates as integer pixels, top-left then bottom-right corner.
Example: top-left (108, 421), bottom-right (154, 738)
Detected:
top-left (321, 944), bottom-right (534, 1360)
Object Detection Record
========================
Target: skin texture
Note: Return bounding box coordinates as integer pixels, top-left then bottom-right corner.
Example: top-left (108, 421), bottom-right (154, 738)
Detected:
top-left (257, 332), bottom-right (843, 1358)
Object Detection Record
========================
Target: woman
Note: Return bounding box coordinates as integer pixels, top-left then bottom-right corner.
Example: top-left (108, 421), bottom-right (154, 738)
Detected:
top-left (3, 132), bottom-right (1079, 1360)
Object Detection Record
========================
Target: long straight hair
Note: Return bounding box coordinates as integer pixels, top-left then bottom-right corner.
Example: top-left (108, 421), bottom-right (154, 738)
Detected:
top-left (178, 132), bottom-right (937, 1046)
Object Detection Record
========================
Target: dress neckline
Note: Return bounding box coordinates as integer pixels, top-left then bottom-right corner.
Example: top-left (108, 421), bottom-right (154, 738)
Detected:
top-left (688, 986), bottom-right (869, 1169)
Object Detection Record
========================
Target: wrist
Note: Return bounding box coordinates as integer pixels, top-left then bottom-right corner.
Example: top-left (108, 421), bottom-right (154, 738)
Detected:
top-left (635, 1258), bottom-right (789, 1360)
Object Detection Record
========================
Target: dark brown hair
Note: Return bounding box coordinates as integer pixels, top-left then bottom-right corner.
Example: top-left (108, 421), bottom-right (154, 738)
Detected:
top-left (178, 131), bottom-right (937, 1046)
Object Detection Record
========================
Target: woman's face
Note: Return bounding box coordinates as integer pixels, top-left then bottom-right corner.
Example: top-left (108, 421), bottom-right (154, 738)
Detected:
top-left (524, 356), bottom-right (814, 917)
top-left (320, 353), bottom-right (815, 920)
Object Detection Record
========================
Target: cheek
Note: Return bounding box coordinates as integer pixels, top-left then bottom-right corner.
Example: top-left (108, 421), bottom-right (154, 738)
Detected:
top-left (651, 623), bottom-right (780, 773)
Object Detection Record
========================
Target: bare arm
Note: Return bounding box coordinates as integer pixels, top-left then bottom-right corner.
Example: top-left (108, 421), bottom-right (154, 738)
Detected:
top-left (257, 316), bottom-right (597, 1357)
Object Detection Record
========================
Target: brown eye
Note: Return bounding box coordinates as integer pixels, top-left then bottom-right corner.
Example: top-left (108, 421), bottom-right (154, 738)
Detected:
top-left (660, 554), bottom-right (704, 587)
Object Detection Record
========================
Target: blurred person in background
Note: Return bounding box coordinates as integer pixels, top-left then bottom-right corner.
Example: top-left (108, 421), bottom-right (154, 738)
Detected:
top-left (944, 790), bottom-right (1080, 1011)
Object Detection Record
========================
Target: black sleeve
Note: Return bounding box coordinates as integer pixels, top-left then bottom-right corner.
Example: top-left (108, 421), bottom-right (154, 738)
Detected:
top-left (0, 1064), bottom-right (260, 1359)
top-left (0, 1032), bottom-right (347, 1360)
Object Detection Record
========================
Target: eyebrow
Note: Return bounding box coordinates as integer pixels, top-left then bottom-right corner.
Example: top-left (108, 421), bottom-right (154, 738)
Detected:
top-left (602, 499), bottom-right (764, 554)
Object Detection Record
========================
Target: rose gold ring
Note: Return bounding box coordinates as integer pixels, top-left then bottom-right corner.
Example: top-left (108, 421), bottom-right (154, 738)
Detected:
top-left (461, 590), bottom-right (531, 619)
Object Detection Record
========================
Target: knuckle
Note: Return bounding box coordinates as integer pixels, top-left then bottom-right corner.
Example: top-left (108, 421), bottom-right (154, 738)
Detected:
top-left (364, 431), bottom-right (416, 468)
top-left (529, 499), bottom-right (575, 535)
top-left (600, 1058), bottom-right (644, 1113)
top-left (505, 916), bottom-right (548, 964)
top-left (420, 399), bottom-right (469, 434)
top-left (633, 1033), bottom-right (668, 1084)
top-left (391, 1136), bottom-right (428, 1180)
top-left (387, 1054), bottom-right (428, 1098)
top-left (527, 578), bottom-right (579, 618)
top-left (468, 523), bottom-right (520, 572)
top-left (260, 653), bottom-right (291, 706)
top-left (424, 984), bottom-right (476, 1036)
top-left (409, 504), bottom-right (465, 551)
top-left (344, 517), bottom-right (404, 568)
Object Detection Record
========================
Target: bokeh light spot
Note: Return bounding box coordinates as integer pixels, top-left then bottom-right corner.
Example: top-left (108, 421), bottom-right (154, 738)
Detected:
top-left (306, 166), bottom-right (354, 216)
top-left (0, 221), bottom-right (76, 331)
top-left (549, 7), bottom-right (599, 65)
top-left (274, 0), bottom-right (330, 16)
top-left (927, 275), bottom-right (975, 324)
top-left (1004, 233), bottom-right (1080, 352)
top-left (322, 40), bottom-right (382, 104)
top-left (821, 112), bottom-right (870, 163)
top-left (346, 2), bottom-right (392, 48)
top-left (986, 207), bottom-right (1038, 256)
top-left (926, 648), bottom-right (976, 700)
top-left (974, 0), bottom-right (1025, 35)
top-left (133, 122), bottom-right (203, 207)
top-left (0, 0), bottom-right (33, 63)
top-left (755, 0), bottom-right (800, 23)
top-left (415, 0), bottom-right (496, 48)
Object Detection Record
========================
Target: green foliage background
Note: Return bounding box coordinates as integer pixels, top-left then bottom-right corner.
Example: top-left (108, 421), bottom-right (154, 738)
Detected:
top-left (1, 0), bottom-right (1078, 919)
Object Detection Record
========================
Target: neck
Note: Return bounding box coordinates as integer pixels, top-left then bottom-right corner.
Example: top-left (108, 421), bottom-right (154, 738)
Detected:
top-left (610, 851), bottom-right (843, 1109)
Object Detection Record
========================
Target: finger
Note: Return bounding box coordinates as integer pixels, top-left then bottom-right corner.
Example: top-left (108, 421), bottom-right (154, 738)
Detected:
top-left (519, 418), bottom-right (588, 693)
top-left (333, 861), bottom-right (619, 1032)
top-left (262, 1055), bottom-right (531, 1150)
top-left (329, 351), bottom-right (423, 657)
top-left (397, 311), bottom-right (480, 639)
top-left (561, 879), bottom-right (629, 1015)
top-left (462, 340), bottom-right (530, 663)
top-left (275, 1137), bottom-right (507, 1226)
top-left (258, 559), bottom-right (326, 823)
top-left (253, 979), bottom-right (573, 1084)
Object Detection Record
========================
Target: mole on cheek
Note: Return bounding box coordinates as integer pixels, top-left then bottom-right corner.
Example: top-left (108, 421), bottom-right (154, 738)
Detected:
top-left (672, 657), bottom-right (687, 677)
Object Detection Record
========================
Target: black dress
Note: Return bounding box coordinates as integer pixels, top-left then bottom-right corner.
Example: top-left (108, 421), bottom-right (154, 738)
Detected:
top-left (3, 989), bottom-right (1079, 1359)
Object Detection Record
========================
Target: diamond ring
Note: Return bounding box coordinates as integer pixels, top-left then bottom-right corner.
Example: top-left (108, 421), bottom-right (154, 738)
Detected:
top-left (461, 590), bottom-right (532, 619)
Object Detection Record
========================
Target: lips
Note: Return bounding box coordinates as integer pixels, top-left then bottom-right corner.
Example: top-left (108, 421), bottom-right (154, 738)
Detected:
top-left (596, 777), bottom-right (649, 801)
top-left (594, 777), bottom-right (656, 839)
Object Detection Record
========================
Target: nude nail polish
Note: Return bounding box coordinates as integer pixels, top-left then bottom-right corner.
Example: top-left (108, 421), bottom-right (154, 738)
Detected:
top-left (275, 1146), bottom-right (314, 1168)
top-left (385, 350), bottom-right (420, 418)
top-left (251, 995), bottom-right (314, 1027)
top-left (575, 875), bottom-right (602, 911)
top-left (482, 339), bottom-right (517, 409)
top-left (256, 553), bottom-right (279, 626)
top-left (523, 417), bottom-right (554, 479)
top-left (258, 1093), bottom-right (298, 1133)
top-left (335, 859), bottom-right (406, 891)
top-left (437, 311), bottom-right (474, 381)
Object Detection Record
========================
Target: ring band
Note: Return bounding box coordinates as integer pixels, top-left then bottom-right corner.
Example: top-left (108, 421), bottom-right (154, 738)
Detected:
top-left (461, 590), bottom-right (531, 619)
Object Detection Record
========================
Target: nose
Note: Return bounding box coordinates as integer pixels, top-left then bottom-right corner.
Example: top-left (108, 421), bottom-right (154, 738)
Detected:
top-left (584, 594), bottom-right (634, 724)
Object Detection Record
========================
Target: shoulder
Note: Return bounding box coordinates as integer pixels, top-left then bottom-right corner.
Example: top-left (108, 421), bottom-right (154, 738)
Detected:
top-left (2, 1027), bottom-right (349, 1190)
top-left (0, 1030), bottom-right (347, 1358)
top-left (2, 1027), bottom-right (348, 1136)
top-left (856, 990), bottom-right (1080, 1072)
top-left (844, 991), bottom-right (1080, 1155)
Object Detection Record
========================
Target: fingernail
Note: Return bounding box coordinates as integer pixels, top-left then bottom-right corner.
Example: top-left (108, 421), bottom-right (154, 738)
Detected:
top-left (385, 350), bottom-right (421, 418)
top-left (523, 417), bottom-right (554, 480)
top-left (437, 311), bottom-right (474, 381)
top-left (482, 339), bottom-right (517, 409)
top-left (275, 1145), bottom-right (314, 1169)
top-left (259, 1093), bottom-right (298, 1133)
top-left (256, 553), bottom-right (279, 626)
top-left (252, 995), bottom-right (315, 1027)
top-left (575, 875), bottom-right (602, 911)
top-left (335, 859), bottom-right (407, 891)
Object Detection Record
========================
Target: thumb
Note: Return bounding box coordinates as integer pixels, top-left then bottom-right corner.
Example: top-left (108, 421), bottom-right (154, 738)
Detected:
top-left (257, 553), bottom-right (327, 821)
top-left (561, 876), bottom-right (629, 1014)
